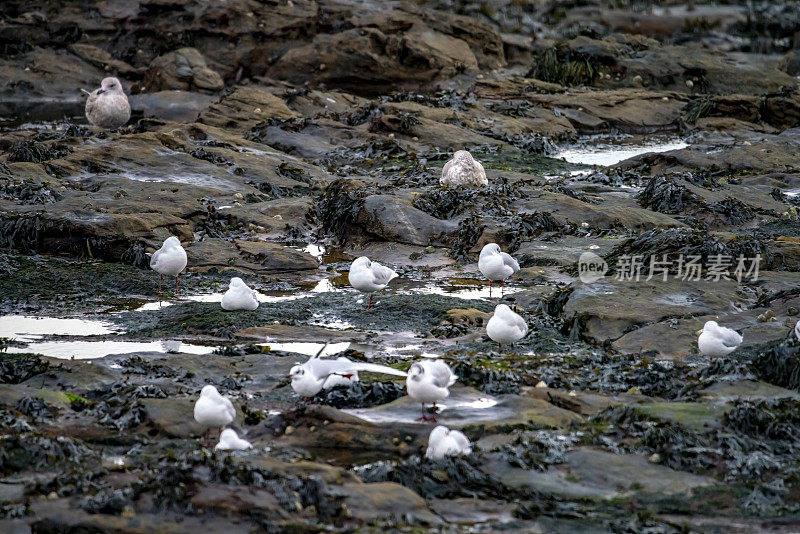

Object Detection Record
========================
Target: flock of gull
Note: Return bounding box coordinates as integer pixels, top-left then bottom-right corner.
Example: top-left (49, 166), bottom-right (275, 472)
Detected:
top-left (87, 76), bottom-right (797, 456)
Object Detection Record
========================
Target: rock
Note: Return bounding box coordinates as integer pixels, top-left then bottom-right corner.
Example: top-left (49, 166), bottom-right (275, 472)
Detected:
top-left (130, 91), bottom-right (216, 123)
top-left (144, 48), bottom-right (224, 93)
top-left (185, 239), bottom-right (318, 274)
top-left (337, 482), bottom-right (440, 525)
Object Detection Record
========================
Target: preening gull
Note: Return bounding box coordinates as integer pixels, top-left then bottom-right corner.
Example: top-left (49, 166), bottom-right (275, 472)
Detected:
top-left (698, 320), bottom-right (742, 361)
top-left (440, 150), bottom-right (487, 187)
top-left (478, 243), bottom-right (520, 294)
top-left (221, 277), bottom-right (259, 311)
top-left (348, 256), bottom-right (398, 310)
top-left (149, 236), bottom-right (188, 296)
top-left (84, 77), bottom-right (130, 130)
top-left (406, 360), bottom-right (457, 422)
top-left (486, 304), bottom-right (528, 350)
top-left (426, 425), bottom-right (471, 459)
top-left (194, 385), bottom-right (236, 447)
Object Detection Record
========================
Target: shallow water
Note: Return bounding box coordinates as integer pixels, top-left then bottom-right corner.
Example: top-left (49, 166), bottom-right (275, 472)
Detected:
top-left (5, 339), bottom-right (214, 359)
top-left (556, 139), bottom-right (689, 166)
top-left (0, 315), bottom-right (119, 341)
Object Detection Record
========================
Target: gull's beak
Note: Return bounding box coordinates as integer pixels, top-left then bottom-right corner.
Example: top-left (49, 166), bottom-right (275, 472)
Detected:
top-left (285, 374), bottom-right (292, 378)
top-left (97, 89), bottom-right (105, 95)
top-left (80, 88), bottom-right (91, 95)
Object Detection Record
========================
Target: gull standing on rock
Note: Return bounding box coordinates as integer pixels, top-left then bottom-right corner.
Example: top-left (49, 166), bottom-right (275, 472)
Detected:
top-left (698, 320), bottom-right (742, 362)
top-left (486, 304), bottom-right (528, 352)
top-left (221, 277), bottom-right (259, 311)
top-left (348, 256), bottom-right (398, 310)
top-left (150, 236), bottom-right (187, 297)
top-left (83, 77), bottom-right (130, 130)
top-left (440, 150), bottom-right (487, 187)
top-left (194, 385), bottom-right (236, 447)
top-left (479, 243), bottom-right (520, 295)
top-left (288, 343), bottom-right (407, 399)
top-left (406, 360), bottom-right (457, 422)
top-left (215, 428), bottom-right (252, 451)
top-left (426, 425), bottom-right (471, 459)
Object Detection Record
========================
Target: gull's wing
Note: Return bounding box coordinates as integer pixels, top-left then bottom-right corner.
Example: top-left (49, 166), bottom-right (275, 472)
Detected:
top-left (441, 157), bottom-right (455, 179)
top-left (307, 358), bottom-right (406, 380)
top-left (428, 361), bottom-right (455, 387)
top-left (512, 312), bottom-right (528, 336)
top-left (500, 252), bottom-right (520, 273)
top-left (450, 430), bottom-right (471, 452)
top-left (717, 326), bottom-right (742, 347)
top-left (222, 396), bottom-right (236, 419)
top-left (308, 342), bottom-right (330, 361)
top-left (371, 262), bottom-right (397, 286)
top-left (149, 246), bottom-right (163, 269)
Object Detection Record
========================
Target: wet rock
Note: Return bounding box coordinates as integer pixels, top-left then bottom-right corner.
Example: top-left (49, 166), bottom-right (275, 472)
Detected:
top-left (130, 91), bottom-right (216, 123)
top-left (336, 481), bottom-right (440, 525)
top-left (144, 48), bottom-right (224, 94)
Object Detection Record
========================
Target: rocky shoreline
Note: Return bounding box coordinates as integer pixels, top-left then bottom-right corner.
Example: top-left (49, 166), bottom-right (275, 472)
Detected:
top-left (2, 0), bottom-right (800, 532)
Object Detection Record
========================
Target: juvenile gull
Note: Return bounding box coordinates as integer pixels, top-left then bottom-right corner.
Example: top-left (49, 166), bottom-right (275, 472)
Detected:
top-left (426, 425), bottom-right (471, 459)
top-left (149, 236), bottom-right (187, 296)
top-left (288, 343), bottom-right (406, 399)
top-left (221, 277), bottom-right (259, 311)
top-left (698, 320), bottom-right (742, 361)
top-left (478, 243), bottom-right (520, 294)
top-left (440, 150), bottom-right (487, 187)
top-left (215, 428), bottom-right (252, 451)
top-left (84, 77), bottom-right (130, 130)
top-left (486, 304), bottom-right (528, 351)
top-left (348, 256), bottom-right (398, 310)
top-left (194, 385), bottom-right (236, 447)
top-left (406, 360), bottom-right (457, 422)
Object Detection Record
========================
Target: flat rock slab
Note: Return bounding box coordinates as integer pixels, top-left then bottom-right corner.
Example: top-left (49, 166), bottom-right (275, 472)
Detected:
top-left (698, 380), bottom-right (800, 402)
top-left (343, 387), bottom-right (582, 430)
top-left (564, 278), bottom-right (741, 344)
top-left (635, 401), bottom-right (729, 432)
top-left (490, 447), bottom-right (715, 499)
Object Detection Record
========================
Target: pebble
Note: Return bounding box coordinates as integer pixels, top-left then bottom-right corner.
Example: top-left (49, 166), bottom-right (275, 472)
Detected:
top-left (535, 380), bottom-right (548, 388)
top-left (284, 425), bottom-right (295, 435)
top-left (626, 386), bottom-right (642, 395)
top-left (232, 193), bottom-right (243, 200)
top-left (685, 79), bottom-right (694, 88)
top-left (568, 390), bottom-right (577, 397)
top-left (649, 453), bottom-right (661, 463)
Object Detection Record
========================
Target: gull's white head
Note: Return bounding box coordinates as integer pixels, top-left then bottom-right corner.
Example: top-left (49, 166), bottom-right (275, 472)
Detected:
top-left (480, 243), bottom-right (501, 258)
top-left (100, 77), bottom-right (124, 94)
top-left (494, 303), bottom-right (513, 316)
top-left (703, 320), bottom-right (719, 332)
top-left (200, 385), bottom-right (219, 397)
top-left (288, 364), bottom-right (305, 380)
top-left (164, 236), bottom-right (181, 249)
top-left (352, 256), bottom-right (371, 269)
top-left (408, 362), bottom-right (424, 382)
top-left (229, 277), bottom-right (245, 289)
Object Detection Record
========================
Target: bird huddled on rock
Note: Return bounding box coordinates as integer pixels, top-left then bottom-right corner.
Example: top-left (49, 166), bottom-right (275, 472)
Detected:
top-left (486, 304), bottom-right (528, 351)
top-left (348, 256), bottom-right (398, 310)
top-left (84, 77), bottom-right (130, 130)
top-left (478, 243), bottom-right (520, 294)
top-left (426, 425), bottom-right (471, 459)
top-left (149, 236), bottom-right (187, 297)
top-left (215, 428), bottom-right (252, 451)
top-left (698, 320), bottom-right (742, 361)
top-left (194, 385), bottom-right (236, 447)
top-left (440, 150), bottom-right (487, 187)
top-left (406, 360), bottom-right (457, 422)
top-left (221, 277), bottom-right (259, 311)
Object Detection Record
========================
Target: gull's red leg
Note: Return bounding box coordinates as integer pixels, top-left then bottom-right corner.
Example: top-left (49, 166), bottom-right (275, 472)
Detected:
top-left (158, 274), bottom-right (163, 294)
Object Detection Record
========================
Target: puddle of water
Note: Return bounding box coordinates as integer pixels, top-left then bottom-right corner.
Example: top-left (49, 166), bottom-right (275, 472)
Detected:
top-left (308, 314), bottom-right (354, 330)
top-left (785, 188), bottom-right (800, 198)
top-left (556, 140), bottom-right (689, 166)
top-left (5, 339), bottom-right (214, 359)
top-left (302, 244), bottom-right (325, 261)
top-left (0, 316), bottom-right (119, 341)
top-left (345, 391), bottom-right (505, 425)
top-left (409, 282), bottom-right (525, 300)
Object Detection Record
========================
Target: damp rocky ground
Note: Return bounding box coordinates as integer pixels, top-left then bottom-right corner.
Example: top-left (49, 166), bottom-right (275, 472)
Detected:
top-left (2, 0), bottom-right (800, 532)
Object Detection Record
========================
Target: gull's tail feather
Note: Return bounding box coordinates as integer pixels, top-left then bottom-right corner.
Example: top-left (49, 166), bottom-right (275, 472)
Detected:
top-left (355, 362), bottom-right (408, 377)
